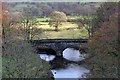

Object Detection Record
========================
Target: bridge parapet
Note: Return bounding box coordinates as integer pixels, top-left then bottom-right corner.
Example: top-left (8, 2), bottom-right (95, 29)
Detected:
top-left (30, 39), bottom-right (88, 56)
top-left (30, 39), bottom-right (88, 44)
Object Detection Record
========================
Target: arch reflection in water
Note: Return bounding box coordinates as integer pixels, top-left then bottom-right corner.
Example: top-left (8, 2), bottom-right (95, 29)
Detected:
top-left (62, 48), bottom-right (87, 62)
top-left (38, 54), bottom-right (56, 62)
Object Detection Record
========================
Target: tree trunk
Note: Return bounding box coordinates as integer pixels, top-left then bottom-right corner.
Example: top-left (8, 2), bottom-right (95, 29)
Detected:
top-left (54, 21), bottom-right (59, 31)
top-left (87, 29), bottom-right (91, 39)
top-left (55, 25), bottom-right (58, 31)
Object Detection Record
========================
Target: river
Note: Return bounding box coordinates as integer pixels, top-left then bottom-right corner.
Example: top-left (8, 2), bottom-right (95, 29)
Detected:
top-left (38, 47), bottom-right (90, 79)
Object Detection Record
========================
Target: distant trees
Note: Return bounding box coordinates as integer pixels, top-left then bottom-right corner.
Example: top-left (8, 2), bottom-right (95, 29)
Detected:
top-left (23, 7), bottom-right (38, 16)
top-left (49, 11), bottom-right (67, 31)
top-left (8, 2), bottom-right (100, 17)
top-left (38, 3), bottom-right (53, 17)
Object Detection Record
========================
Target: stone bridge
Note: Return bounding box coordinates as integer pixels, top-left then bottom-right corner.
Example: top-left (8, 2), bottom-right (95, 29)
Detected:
top-left (30, 39), bottom-right (88, 55)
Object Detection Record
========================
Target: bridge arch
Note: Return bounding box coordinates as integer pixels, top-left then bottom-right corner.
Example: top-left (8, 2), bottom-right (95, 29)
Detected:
top-left (31, 39), bottom-right (88, 56)
top-left (36, 46), bottom-right (57, 55)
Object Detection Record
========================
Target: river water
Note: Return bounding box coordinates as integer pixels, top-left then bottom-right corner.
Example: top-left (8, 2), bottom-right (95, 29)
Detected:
top-left (38, 48), bottom-right (90, 79)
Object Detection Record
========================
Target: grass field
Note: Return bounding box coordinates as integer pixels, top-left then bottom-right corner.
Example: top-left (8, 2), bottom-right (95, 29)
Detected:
top-left (25, 16), bottom-right (89, 39)
top-left (36, 17), bottom-right (50, 22)
top-left (36, 16), bottom-right (92, 22)
top-left (33, 18), bottom-right (88, 39)
top-left (36, 22), bottom-right (78, 31)
top-left (36, 28), bottom-right (88, 39)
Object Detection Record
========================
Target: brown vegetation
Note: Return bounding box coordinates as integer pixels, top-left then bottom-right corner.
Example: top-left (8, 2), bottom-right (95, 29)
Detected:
top-left (86, 9), bottom-right (119, 78)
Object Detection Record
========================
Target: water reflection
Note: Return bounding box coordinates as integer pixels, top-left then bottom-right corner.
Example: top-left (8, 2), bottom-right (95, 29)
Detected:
top-left (51, 64), bottom-right (89, 79)
top-left (38, 47), bottom-right (90, 79)
top-left (38, 54), bottom-right (55, 61)
top-left (62, 48), bottom-right (87, 62)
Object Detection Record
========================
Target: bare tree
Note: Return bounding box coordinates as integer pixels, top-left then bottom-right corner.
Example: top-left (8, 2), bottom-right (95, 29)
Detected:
top-left (2, 13), bottom-right (50, 78)
top-left (76, 16), bottom-right (93, 38)
top-left (49, 11), bottom-right (67, 31)
top-left (20, 15), bottom-right (43, 40)
top-left (76, 5), bottom-right (95, 38)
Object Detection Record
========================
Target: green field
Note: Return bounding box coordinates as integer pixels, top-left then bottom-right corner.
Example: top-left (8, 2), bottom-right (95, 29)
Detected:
top-left (36, 22), bottom-right (78, 31)
top-left (33, 17), bottom-right (89, 39)
top-left (36, 17), bottom-right (50, 22)
top-left (36, 16), bottom-right (92, 22)
top-left (36, 28), bottom-right (88, 39)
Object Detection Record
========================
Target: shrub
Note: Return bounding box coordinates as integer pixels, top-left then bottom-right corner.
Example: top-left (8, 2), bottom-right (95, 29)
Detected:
top-left (86, 11), bottom-right (118, 78)
top-left (2, 15), bottom-right (51, 78)
top-left (2, 52), bottom-right (50, 78)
